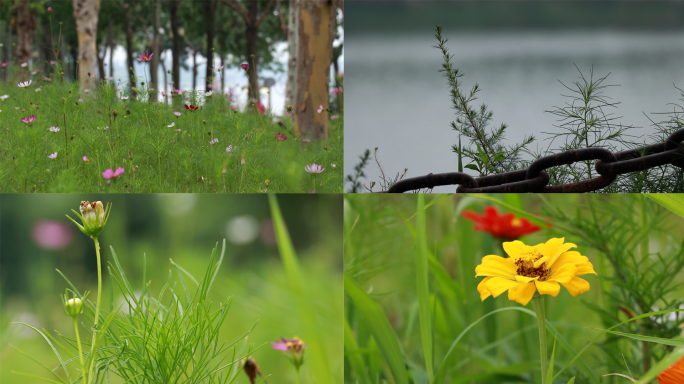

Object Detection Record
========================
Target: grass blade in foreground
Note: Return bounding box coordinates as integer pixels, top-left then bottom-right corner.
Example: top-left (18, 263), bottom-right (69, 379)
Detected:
top-left (647, 194), bottom-right (684, 218)
top-left (269, 195), bottom-right (336, 384)
top-left (415, 194), bottom-right (435, 382)
top-left (344, 273), bottom-right (409, 384)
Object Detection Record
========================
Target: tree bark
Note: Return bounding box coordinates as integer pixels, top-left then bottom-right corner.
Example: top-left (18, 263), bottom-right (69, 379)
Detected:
top-left (245, 0), bottom-right (258, 99)
top-left (151, 0), bottom-right (161, 95)
top-left (124, 4), bottom-right (136, 97)
top-left (15, 0), bottom-right (37, 79)
top-left (220, 53), bottom-right (225, 93)
top-left (169, 0), bottom-right (182, 90)
top-left (294, 0), bottom-right (334, 139)
top-left (97, 20), bottom-right (113, 81)
top-left (72, 0), bottom-right (101, 94)
top-left (192, 49), bottom-right (198, 91)
top-left (286, 0), bottom-right (298, 116)
top-left (205, 0), bottom-right (217, 90)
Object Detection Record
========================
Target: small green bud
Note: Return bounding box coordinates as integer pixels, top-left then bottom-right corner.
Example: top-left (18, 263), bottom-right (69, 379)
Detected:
top-left (61, 289), bottom-right (89, 318)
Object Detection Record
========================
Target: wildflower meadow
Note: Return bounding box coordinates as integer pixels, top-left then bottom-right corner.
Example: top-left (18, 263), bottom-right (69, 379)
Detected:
top-left (0, 75), bottom-right (343, 193)
top-left (344, 193), bottom-right (684, 383)
top-left (0, 194), bottom-right (343, 384)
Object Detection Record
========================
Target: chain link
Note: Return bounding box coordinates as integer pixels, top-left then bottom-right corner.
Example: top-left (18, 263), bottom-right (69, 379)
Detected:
top-left (384, 128), bottom-right (684, 193)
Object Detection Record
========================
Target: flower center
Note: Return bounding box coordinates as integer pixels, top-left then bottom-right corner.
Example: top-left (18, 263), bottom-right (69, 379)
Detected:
top-left (511, 218), bottom-right (522, 227)
top-left (515, 250), bottom-right (550, 280)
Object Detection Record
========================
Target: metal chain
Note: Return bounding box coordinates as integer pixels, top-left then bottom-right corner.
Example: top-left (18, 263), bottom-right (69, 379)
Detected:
top-left (384, 127), bottom-right (684, 193)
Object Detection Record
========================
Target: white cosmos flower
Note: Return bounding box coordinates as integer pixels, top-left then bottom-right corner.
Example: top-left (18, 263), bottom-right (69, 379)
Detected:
top-left (18, 80), bottom-right (32, 88)
top-left (48, 152), bottom-right (58, 159)
top-left (120, 96), bottom-right (129, 100)
top-left (48, 126), bottom-right (60, 132)
top-left (0, 95), bottom-right (8, 100)
top-left (304, 163), bottom-right (325, 174)
top-left (168, 122), bottom-right (175, 128)
top-left (205, 91), bottom-right (213, 97)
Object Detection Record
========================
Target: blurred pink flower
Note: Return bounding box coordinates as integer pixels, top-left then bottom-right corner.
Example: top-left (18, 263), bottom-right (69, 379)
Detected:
top-left (32, 220), bottom-right (73, 250)
top-left (0, 62), bottom-right (7, 67)
top-left (331, 115), bottom-right (339, 120)
top-left (48, 126), bottom-right (60, 132)
top-left (21, 115), bottom-right (37, 124)
top-left (209, 138), bottom-right (218, 145)
top-left (275, 132), bottom-right (287, 141)
top-left (43, 76), bottom-right (52, 81)
top-left (137, 51), bottom-right (153, 62)
top-left (82, 156), bottom-right (89, 162)
top-left (48, 152), bottom-right (58, 159)
top-left (102, 167), bottom-right (124, 179)
top-left (257, 101), bottom-right (265, 114)
top-left (317, 104), bottom-right (323, 113)
top-left (331, 87), bottom-right (343, 95)
top-left (230, 106), bottom-right (238, 110)
top-left (50, 60), bottom-right (56, 65)
top-left (240, 63), bottom-right (249, 70)
top-left (47, 6), bottom-right (52, 12)
top-left (174, 111), bottom-right (182, 117)
top-left (304, 163), bottom-right (325, 174)
top-left (302, 139), bottom-right (311, 142)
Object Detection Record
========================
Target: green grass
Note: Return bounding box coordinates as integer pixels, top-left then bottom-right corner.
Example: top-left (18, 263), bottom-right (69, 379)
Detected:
top-left (344, 194), bottom-right (684, 384)
top-left (0, 76), bottom-right (343, 193)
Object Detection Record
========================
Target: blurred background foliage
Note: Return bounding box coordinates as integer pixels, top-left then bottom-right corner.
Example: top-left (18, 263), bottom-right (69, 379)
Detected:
top-left (344, 194), bottom-right (684, 384)
top-left (0, 194), bottom-right (343, 384)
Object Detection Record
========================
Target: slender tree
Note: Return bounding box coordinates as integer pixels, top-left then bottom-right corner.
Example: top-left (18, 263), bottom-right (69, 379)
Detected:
top-left (72, 0), bottom-right (100, 93)
top-left (294, 0), bottom-right (336, 139)
top-left (204, 0), bottom-right (218, 90)
top-left (14, 0), bottom-right (36, 78)
top-left (219, 0), bottom-right (277, 99)
top-left (169, 0), bottom-right (183, 90)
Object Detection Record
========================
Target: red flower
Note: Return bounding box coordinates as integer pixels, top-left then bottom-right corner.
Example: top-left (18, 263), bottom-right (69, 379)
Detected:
top-left (257, 101), bottom-right (265, 114)
top-left (462, 206), bottom-right (543, 240)
top-left (184, 104), bottom-right (198, 111)
top-left (659, 357), bottom-right (684, 384)
top-left (241, 63), bottom-right (249, 70)
top-left (275, 132), bottom-right (287, 141)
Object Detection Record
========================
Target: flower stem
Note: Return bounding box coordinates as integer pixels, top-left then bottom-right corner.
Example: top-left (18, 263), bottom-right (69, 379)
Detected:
top-left (73, 317), bottom-right (87, 384)
top-left (532, 294), bottom-right (548, 384)
top-left (87, 235), bottom-right (102, 382)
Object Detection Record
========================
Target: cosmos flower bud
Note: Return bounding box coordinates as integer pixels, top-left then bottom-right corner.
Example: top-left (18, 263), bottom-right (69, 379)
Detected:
top-left (66, 201), bottom-right (111, 237)
top-left (61, 290), bottom-right (89, 318)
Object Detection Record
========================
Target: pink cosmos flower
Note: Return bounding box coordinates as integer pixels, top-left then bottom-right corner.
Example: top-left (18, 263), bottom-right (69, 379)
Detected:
top-left (47, 6), bottom-right (52, 12)
top-left (21, 115), bottom-right (37, 124)
top-left (331, 115), bottom-right (339, 120)
top-left (209, 138), bottom-right (219, 145)
top-left (304, 163), bottom-right (325, 174)
top-left (174, 111), bottom-right (182, 117)
top-left (43, 76), bottom-right (52, 81)
top-left (226, 145), bottom-right (233, 153)
top-left (257, 101), bottom-right (265, 114)
top-left (32, 220), bottom-right (72, 250)
top-left (137, 51), bottom-right (153, 62)
top-left (240, 63), bottom-right (249, 70)
top-left (1, 62), bottom-right (6, 67)
top-left (48, 126), bottom-right (60, 132)
top-left (107, 76), bottom-right (114, 81)
top-left (302, 139), bottom-right (311, 142)
top-left (102, 167), bottom-right (125, 179)
top-left (230, 106), bottom-right (238, 110)
top-left (317, 104), bottom-right (324, 113)
top-left (272, 337), bottom-right (306, 353)
top-left (48, 152), bottom-right (58, 159)
top-left (83, 156), bottom-right (89, 162)
top-left (161, 91), bottom-right (168, 96)
top-left (331, 87), bottom-right (343, 95)
top-left (50, 60), bottom-right (56, 65)
top-left (275, 132), bottom-right (287, 141)
top-left (174, 88), bottom-right (185, 95)
top-left (31, 69), bottom-right (41, 75)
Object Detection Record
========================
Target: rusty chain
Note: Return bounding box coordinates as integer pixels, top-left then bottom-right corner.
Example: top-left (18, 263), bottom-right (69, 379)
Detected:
top-left (384, 127), bottom-right (684, 193)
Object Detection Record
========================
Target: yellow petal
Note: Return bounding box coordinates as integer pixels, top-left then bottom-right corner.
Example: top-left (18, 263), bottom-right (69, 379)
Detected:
top-left (561, 277), bottom-right (591, 296)
top-left (477, 277), bottom-right (493, 301)
top-left (475, 255), bottom-right (516, 277)
top-left (548, 263), bottom-right (578, 284)
top-left (552, 251), bottom-right (587, 266)
top-left (535, 280), bottom-right (561, 297)
top-left (533, 256), bottom-right (550, 268)
top-left (508, 281), bottom-right (537, 306)
top-left (503, 240), bottom-right (528, 258)
top-left (484, 276), bottom-right (517, 298)
top-left (575, 262), bottom-right (597, 276)
top-left (545, 238), bottom-right (577, 266)
top-left (515, 275), bottom-right (538, 284)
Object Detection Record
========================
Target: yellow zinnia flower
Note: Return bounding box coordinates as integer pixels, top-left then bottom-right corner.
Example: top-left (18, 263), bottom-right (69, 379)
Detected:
top-left (475, 237), bottom-right (596, 306)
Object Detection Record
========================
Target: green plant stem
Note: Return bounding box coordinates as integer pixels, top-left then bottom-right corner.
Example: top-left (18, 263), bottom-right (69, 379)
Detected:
top-left (295, 367), bottom-right (300, 384)
top-left (532, 294), bottom-right (548, 384)
top-left (73, 317), bottom-right (87, 384)
top-left (87, 235), bottom-right (103, 382)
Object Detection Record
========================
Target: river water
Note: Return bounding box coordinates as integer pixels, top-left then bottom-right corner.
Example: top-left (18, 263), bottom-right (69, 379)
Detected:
top-left (344, 30), bottom-right (684, 192)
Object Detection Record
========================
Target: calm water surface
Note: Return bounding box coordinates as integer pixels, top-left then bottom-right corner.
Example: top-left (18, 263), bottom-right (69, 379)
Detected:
top-left (345, 30), bottom-right (684, 192)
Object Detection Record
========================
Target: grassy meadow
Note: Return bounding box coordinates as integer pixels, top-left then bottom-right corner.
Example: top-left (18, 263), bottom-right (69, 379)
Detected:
top-left (344, 194), bottom-right (684, 384)
top-left (0, 194), bottom-right (343, 384)
top-left (0, 75), bottom-right (343, 193)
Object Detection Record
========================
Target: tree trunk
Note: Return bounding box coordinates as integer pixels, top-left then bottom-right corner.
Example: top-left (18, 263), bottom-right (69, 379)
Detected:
top-left (160, 54), bottom-right (168, 102)
top-left (97, 20), bottom-right (112, 81)
top-left (72, 0), bottom-right (101, 94)
top-left (109, 44), bottom-right (114, 78)
top-left (205, 0), bottom-right (217, 91)
top-left (192, 49), bottom-right (198, 91)
top-left (151, 0), bottom-right (161, 97)
top-left (170, 0), bottom-right (181, 90)
top-left (286, 0), bottom-right (298, 116)
top-left (41, 20), bottom-right (52, 74)
top-left (245, 0), bottom-right (258, 100)
top-left (15, 0), bottom-right (37, 79)
top-left (220, 54), bottom-right (225, 93)
top-left (70, 46), bottom-right (78, 81)
top-left (124, 5), bottom-right (136, 97)
top-left (294, 0), bottom-right (334, 139)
